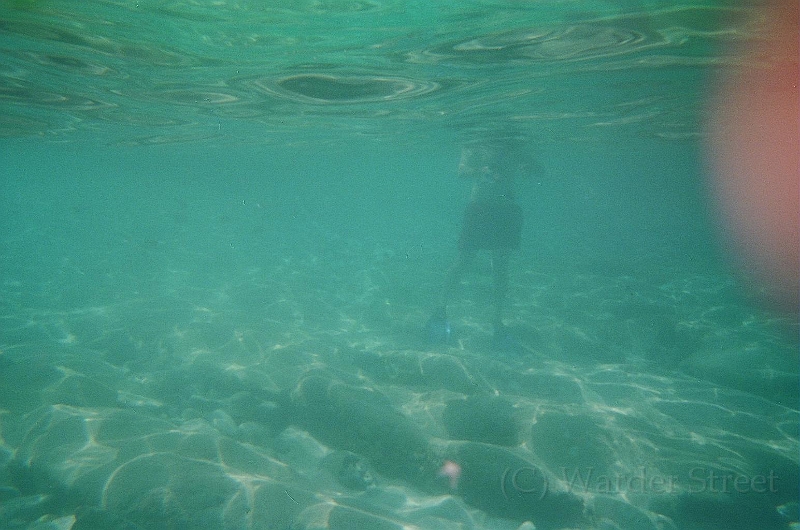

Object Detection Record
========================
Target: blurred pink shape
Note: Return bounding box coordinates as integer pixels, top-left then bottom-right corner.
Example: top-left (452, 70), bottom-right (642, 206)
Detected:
top-left (708, 0), bottom-right (799, 312)
top-left (439, 460), bottom-right (462, 490)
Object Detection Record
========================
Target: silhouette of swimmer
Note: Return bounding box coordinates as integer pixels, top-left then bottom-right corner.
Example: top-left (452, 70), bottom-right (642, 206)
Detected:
top-left (428, 135), bottom-right (537, 346)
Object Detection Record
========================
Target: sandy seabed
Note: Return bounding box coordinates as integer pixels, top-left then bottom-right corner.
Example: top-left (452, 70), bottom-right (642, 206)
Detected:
top-left (0, 238), bottom-right (797, 530)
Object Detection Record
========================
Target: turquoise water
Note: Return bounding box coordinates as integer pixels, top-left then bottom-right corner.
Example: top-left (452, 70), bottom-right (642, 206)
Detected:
top-left (1, 1), bottom-right (798, 529)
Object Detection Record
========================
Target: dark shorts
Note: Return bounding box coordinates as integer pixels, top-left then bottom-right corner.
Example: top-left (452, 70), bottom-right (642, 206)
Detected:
top-left (459, 198), bottom-right (523, 252)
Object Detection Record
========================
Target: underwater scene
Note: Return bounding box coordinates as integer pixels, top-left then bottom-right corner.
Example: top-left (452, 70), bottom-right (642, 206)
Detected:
top-left (0, 1), bottom-right (798, 529)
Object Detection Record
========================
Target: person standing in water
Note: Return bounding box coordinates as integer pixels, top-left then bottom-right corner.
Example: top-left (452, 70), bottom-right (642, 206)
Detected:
top-left (428, 135), bottom-right (534, 346)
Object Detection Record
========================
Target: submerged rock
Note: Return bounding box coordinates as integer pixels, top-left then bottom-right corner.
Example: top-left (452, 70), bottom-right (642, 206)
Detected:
top-left (443, 395), bottom-right (520, 446)
top-left (290, 375), bottom-right (431, 483)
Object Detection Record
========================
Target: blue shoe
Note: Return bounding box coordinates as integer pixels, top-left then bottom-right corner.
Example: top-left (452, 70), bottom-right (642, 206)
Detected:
top-left (426, 311), bottom-right (452, 345)
top-left (492, 328), bottom-right (525, 353)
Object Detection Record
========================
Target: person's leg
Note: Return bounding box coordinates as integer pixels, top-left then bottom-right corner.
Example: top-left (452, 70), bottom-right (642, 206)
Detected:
top-left (491, 249), bottom-right (511, 334)
top-left (427, 249), bottom-right (475, 343)
top-left (435, 248), bottom-right (476, 316)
